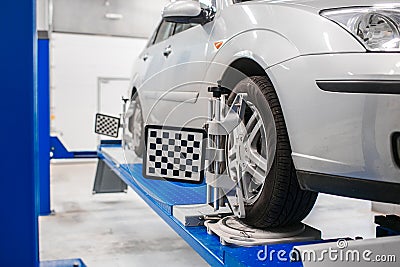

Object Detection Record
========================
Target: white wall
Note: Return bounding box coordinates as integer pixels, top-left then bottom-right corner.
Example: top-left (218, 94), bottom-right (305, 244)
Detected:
top-left (52, 0), bottom-right (166, 38)
top-left (51, 33), bottom-right (147, 151)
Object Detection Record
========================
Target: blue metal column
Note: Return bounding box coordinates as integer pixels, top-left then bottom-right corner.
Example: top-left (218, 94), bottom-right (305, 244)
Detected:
top-left (38, 31), bottom-right (51, 216)
top-left (0, 1), bottom-right (39, 267)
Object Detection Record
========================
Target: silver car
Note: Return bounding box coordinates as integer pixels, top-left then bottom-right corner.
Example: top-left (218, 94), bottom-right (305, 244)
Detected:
top-left (125, 0), bottom-right (400, 228)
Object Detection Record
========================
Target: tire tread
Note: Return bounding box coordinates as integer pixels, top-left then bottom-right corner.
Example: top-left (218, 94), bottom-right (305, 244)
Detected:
top-left (242, 76), bottom-right (318, 228)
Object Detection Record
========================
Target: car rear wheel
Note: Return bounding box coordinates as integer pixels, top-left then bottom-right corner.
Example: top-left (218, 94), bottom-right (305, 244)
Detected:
top-left (128, 94), bottom-right (144, 157)
top-left (226, 76), bottom-right (318, 228)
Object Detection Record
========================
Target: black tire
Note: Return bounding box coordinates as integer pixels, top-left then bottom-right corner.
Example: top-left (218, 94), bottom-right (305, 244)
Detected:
top-left (128, 94), bottom-right (145, 157)
top-left (227, 76), bottom-right (318, 228)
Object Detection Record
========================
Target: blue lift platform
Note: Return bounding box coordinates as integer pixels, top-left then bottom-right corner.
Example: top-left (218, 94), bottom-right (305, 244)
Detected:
top-left (96, 144), bottom-right (400, 267)
top-left (96, 144), bottom-right (331, 267)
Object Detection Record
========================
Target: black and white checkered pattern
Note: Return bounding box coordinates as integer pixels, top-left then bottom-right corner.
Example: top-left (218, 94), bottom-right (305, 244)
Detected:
top-left (143, 125), bottom-right (206, 183)
top-left (95, 113), bottom-right (120, 138)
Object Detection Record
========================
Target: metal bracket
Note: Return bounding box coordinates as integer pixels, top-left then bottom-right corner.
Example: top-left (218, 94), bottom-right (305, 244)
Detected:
top-left (205, 81), bottom-right (248, 218)
top-left (207, 93), bottom-right (247, 136)
top-left (173, 204), bottom-right (232, 227)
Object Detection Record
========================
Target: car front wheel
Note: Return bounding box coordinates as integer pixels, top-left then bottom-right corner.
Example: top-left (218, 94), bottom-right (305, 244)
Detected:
top-left (226, 76), bottom-right (318, 228)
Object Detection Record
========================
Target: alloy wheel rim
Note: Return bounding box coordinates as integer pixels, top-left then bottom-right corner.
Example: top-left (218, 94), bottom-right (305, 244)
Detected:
top-left (227, 101), bottom-right (271, 205)
top-left (132, 103), bottom-right (143, 147)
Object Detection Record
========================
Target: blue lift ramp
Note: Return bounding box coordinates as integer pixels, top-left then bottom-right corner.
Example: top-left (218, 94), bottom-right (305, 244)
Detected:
top-left (97, 145), bottom-right (400, 267)
top-left (97, 145), bottom-right (329, 267)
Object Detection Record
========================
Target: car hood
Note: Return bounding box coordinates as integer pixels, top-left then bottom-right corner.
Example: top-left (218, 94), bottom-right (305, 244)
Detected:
top-left (252, 0), bottom-right (400, 12)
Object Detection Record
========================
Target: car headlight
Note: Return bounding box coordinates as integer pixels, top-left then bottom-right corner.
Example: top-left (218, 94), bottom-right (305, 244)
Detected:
top-left (321, 6), bottom-right (400, 51)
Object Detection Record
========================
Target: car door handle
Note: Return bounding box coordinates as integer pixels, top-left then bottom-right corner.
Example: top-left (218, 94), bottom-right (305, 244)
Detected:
top-left (142, 53), bottom-right (149, 61)
top-left (163, 46), bottom-right (172, 57)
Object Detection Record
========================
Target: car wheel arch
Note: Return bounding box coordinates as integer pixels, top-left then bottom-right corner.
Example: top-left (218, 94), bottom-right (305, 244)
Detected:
top-left (220, 57), bottom-right (266, 93)
top-left (220, 58), bottom-right (298, 167)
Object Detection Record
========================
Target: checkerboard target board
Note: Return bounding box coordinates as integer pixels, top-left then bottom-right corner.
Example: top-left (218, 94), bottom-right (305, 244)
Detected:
top-left (143, 125), bottom-right (206, 183)
top-left (95, 113), bottom-right (120, 138)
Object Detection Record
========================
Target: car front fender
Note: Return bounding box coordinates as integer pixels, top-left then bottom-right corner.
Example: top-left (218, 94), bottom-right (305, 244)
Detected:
top-left (206, 29), bottom-right (299, 78)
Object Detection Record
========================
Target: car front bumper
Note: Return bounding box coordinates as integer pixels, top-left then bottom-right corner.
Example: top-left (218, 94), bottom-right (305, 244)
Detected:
top-left (268, 53), bottom-right (400, 184)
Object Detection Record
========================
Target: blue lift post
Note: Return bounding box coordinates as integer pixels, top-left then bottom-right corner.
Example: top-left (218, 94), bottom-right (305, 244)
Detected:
top-left (0, 1), bottom-right (39, 266)
top-left (38, 31), bottom-right (51, 216)
top-left (0, 2), bottom-right (85, 266)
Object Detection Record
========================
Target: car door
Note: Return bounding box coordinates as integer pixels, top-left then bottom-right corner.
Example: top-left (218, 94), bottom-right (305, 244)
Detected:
top-left (136, 20), bottom-right (176, 123)
top-left (144, 0), bottom-right (218, 129)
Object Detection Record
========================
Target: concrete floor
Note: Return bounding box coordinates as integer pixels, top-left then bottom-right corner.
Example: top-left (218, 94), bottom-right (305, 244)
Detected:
top-left (40, 161), bottom-right (378, 266)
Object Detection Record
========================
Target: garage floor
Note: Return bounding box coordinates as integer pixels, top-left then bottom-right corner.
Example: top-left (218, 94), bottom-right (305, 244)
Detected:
top-left (40, 161), bottom-right (378, 267)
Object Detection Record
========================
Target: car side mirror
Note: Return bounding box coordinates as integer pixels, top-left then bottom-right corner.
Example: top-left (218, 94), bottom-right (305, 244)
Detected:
top-left (162, 1), bottom-right (214, 25)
